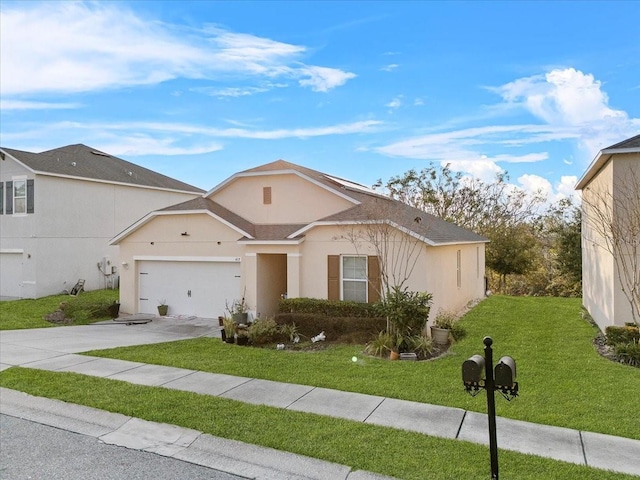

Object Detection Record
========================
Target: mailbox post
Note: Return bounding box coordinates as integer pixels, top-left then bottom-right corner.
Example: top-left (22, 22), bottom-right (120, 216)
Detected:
top-left (462, 337), bottom-right (518, 480)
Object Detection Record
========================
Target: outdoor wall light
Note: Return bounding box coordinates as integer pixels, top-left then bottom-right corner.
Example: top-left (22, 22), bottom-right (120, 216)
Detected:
top-left (121, 261), bottom-right (129, 269)
top-left (181, 232), bottom-right (190, 236)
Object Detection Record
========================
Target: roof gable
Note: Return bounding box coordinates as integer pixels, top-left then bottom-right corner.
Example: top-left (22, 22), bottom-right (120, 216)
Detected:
top-left (1, 144), bottom-right (204, 193)
top-left (575, 133), bottom-right (640, 190)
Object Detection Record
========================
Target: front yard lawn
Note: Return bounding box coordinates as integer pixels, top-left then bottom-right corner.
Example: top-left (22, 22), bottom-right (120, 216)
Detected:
top-left (0, 367), bottom-right (635, 480)
top-left (82, 296), bottom-right (640, 440)
top-left (0, 290), bottom-right (119, 330)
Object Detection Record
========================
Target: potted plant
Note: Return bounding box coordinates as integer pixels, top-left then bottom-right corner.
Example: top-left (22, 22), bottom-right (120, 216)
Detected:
top-left (157, 300), bottom-right (168, 316)
top-left (431, 310), bottom-right (455, 345)
top-left (222, 317), bottom-right (236, 344)
top-left (236, 328), bottom-right (250, 346)
top-left (227, 297), bottom-right (249, 324)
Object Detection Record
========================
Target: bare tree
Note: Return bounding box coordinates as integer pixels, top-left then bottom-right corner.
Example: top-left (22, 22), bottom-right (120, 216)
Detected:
top-left (338, 197), bottom-right (425, 297)
top-left (583, 168), bottom-right (640, 326)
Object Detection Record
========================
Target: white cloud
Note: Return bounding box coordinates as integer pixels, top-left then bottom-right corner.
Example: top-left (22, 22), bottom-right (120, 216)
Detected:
top-left (385, 96), bottom-right (403, 111)
top-left (297, 66), bottom-right (357, 92)
top-left (2, 119), bottom-right (383, 156)
top-left (414, 98), bottom-right (424, 106)
top-left (517, 173), bottom-right (579, 205)
top-left (496, 67), bottom-right (640, 157)
top-left (381, 64), bottom-right (399, 72)
top-left (0, 2), bottom-right (355, 98)
top-left (0, 100), bottom-right (81, 110)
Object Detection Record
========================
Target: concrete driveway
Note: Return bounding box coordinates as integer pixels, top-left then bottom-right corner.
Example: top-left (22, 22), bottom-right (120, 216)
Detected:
top-left (0, 317), bottom-right (221, 370)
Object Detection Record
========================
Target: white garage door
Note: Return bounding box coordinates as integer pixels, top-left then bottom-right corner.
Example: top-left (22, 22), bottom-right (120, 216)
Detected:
top-left (138, 260), bottom-right (241, 318)
top-left (0, 252), bottom-right (24, 299)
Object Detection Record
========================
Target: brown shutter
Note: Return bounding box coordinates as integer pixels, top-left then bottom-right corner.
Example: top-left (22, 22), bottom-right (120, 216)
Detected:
top-left (0, 183), bottom-right (3, 214)
top-left (328, 255), bottom-right (340, 300)
top-left (263, 186), bottom-right (272, 204)
top-left (367, 256), bottom-right (381, 303)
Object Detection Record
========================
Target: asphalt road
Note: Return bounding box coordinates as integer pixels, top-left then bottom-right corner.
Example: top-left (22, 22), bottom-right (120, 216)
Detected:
top-left (0, 414), bottom-right (244, 480)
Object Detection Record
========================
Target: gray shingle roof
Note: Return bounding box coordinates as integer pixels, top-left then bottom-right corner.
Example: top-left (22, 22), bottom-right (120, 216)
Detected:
top-left (235, 160), bottom-right (487, 245)
top-left (1, 144), bottom-right (204, 193)
top-left (604, 133), bottom-right (640, 150)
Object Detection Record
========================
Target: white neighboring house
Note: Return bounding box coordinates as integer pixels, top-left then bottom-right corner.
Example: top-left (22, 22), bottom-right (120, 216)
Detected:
top-left (0, 144), bottom-right (204, 299)
top-left (576, 133), bottom-right (640, 330)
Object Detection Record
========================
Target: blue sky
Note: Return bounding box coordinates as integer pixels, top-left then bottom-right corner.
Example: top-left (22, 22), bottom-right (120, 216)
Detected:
top-left (1, 1), bottom-right (639, 202)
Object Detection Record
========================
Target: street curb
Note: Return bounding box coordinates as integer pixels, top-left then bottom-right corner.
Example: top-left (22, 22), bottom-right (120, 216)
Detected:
top-left (0, 387), bottom-right (396, 480)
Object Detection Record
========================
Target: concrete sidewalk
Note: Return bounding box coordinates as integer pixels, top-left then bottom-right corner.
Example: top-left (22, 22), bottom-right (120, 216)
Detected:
top-left (1, 320), bottom-right (639, 478)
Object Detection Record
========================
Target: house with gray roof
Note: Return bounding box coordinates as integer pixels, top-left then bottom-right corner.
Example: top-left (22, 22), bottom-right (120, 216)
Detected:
top-left (0, 144), bottom-right (203, 299)
top-left (111, 160), bottom-right (488, 321)
top-left (576, 133), bottom-right (640, 330)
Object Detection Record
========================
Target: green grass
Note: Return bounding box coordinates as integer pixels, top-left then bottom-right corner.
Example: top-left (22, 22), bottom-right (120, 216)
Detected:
top-left (0, 289), bottom-right (119, 330)
top-left (84, 296), bottom-right (640, 440)
top-left (0, 367), bottom-right (635, 480)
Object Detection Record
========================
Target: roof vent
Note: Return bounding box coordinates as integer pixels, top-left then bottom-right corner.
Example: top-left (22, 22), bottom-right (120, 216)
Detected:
top-left (71, 162), bottom-right (76, 166)
top-left (128, 171), bottom-right (133, 176)
top-left (91, 150), bottom-right (109, 157)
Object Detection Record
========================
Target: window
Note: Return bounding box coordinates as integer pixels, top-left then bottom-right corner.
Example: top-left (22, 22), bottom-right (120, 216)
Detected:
top-left (342, 255), bottom-right (367, 302)
top-left (13, 179), bottom-right (26, 214)
top-left (457, 249), bottom-right (462, 288)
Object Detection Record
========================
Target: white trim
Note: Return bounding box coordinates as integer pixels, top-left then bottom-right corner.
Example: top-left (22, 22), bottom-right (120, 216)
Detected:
top-left (204, 168), bottom-right (360, 205)
top-left (287, 253), bottom-right (303, 257)
top-left (245, 253), bottom-right (257, 257)
top-left (110, 209), bottom-right (254, 245)
top-left (0, 249), bottom-right (24, 254)
top-left (237, 239), bottom-right (304, 245)
top-left (22, 280), bottom-right (36, 285)
top-left (133, 256), bottom-right (241, 262)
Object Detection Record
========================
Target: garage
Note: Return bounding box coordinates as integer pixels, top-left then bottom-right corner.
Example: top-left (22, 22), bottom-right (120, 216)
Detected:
top-left (137, 259), bottom-right (241, 319)
top-left (0, 251), bottom-right (24, 299)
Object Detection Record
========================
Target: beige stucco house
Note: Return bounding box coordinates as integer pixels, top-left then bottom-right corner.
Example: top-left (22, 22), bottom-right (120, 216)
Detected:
top-left (111, 160), bottom-right (488, 322)
top-left (0, 144), bottom-right (203, 299)
top-left (576, 133), bottom-right (640, 330)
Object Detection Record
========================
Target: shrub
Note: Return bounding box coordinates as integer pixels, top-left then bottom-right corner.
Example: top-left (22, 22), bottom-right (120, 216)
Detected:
top-left (278, 298), bottom-right (380, 318)
top-left (248, 318), bottom-right (281, 345)
top-left (376, 287), bottom-right (432, 339)
top-left (278, 323), bottom-right (301, 343)
top-left (274, 313), bottom-right (386, 343)
top-left (605, 325), bottom-right (640, 345)
top-left (59, 296), bottom-right (114, 322)
top-left (407, 334), bottom-right (435, 359)
top-left (364, 331), bottom-right (396, 357)
top-left (450, 323), bottom-right (467, 342)
top-left (614, 340), bottom-right (640, 367)
top-left (434, 310), bottom-right (457, 329)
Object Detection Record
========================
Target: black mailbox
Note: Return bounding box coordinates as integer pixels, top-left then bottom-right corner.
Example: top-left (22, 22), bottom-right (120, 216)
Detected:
top-left (462, 354), bottom-right (485, 385)
top-left (494, 356), bottom-right (516, 388)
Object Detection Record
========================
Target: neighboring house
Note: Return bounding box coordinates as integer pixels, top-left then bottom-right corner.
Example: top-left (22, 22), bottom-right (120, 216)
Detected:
top-left (576, 133), bottom-right (640, 330)
top-left (0, 144), bottom-right (204, 299)
top-left (111, 160), bottom-right (488, 321)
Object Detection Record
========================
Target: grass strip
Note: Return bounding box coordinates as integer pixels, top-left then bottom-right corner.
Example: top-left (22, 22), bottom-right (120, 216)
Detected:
top-left (85, 296), bottom-right (640, 440)
top-left (0, 367), bottom-right (635, 480)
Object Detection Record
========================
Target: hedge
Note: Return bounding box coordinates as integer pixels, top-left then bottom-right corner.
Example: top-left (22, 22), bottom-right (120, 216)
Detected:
top-left (278, 297), bottom-right (381, 318)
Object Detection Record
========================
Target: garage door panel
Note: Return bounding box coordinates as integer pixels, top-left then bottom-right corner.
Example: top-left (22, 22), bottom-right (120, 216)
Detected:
top-left (138, 260), bottom-right (241, 318)
top-left (0, 253), bottom-right (24, 298)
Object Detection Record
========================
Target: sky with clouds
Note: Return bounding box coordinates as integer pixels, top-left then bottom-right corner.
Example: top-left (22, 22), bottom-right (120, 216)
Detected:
top-left (1, 1), bottom-right (639, 203)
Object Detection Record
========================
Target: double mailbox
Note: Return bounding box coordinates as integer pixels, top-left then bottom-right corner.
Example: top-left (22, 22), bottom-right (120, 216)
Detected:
top-left (463, 355), bottom-right (517, 390)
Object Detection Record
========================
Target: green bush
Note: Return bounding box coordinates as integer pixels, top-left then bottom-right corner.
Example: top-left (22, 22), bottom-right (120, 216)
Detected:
top-left (59, 295), bottom-right (116, 322)
top-left (278, 298), bottom-right (380, 318)
top-left (364, 331), bottom-right (396, 357)
top-left (605, 325), bottom-right (640, 345)
top-left (450, 323), bottom-right (467, 342)
top-left (274, 313), bottom-right (385, 343)
top-left (248, 318), bottom-right (281, 345)
top-left (376, 287), bottom-right (432, 339)
top-left (614, 340), bottom-right (640, 367)
top-left (407, 334), bottom-right (435, 359)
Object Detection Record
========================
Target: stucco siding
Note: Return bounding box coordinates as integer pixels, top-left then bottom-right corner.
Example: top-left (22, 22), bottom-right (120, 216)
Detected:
top-left (0, 157), bottom-right (200, 298)
top-left (210, 173), bottom-right (354, 224)
top-left (117, 213), bottom-right (245, 314)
